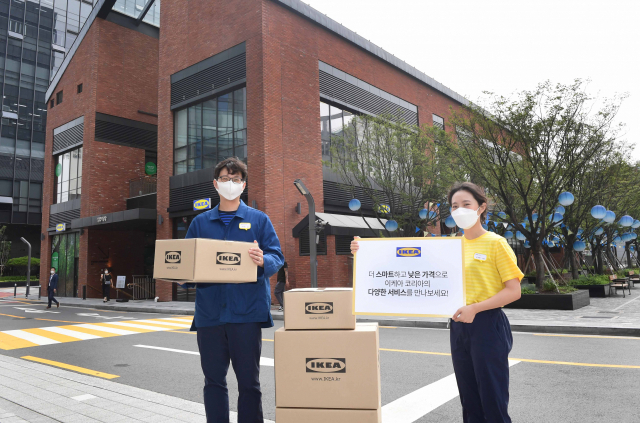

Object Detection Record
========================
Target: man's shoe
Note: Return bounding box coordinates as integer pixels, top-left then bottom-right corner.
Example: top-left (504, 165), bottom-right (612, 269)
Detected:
top-left (56, 303), bottom-right (59, 308)
top-left (46, 306), bottom-right (51, 309)
top-left (278, 306), bottom-right (284, 312)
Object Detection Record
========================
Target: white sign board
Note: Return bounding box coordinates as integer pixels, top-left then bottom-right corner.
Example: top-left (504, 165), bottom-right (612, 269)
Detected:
top-left (116, 276), bottom-right (126, 289)
top-left (353, 237), bottom-right (466, 317)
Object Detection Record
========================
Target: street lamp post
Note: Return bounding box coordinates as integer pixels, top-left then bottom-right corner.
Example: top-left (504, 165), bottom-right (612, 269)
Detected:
top-left (293, 179), bottom-right (317, 288)
top-left (20, 237), bottom-right (31, 298)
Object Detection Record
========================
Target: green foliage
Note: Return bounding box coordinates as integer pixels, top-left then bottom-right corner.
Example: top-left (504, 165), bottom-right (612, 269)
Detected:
top-left (521, 287), bottom-right (536, 295)
top-left (0, 275), bottom-right (39, 282)
top-left (6, 256), bottom-right (40, 267)
top-left (542, 280), bottom-right (558, 292)
top-left (623, 268), bottom-right (639, 276)
top-left (567, 274), bottom-right (611, 286)
top-left (557, 286), bottom-right (578, 294)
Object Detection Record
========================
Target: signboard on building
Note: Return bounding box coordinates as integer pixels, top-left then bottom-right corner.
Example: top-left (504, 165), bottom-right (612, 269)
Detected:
top-left (145, 162), bottom-right (157, 175)
top-left (55, 163), bottom-right (62, 177)
top-left (56, 223), bottom-right (66, 232)
top-left (96, 215), bottom-right (108, 224)
top-left (51, 252), bottom-right (58, 271)
top-left (353, 238), bottom-right (466, 318)
top-left (193, 198), bottom-right (211, 211)
top-left (116, 276), bottom-right (126, 289)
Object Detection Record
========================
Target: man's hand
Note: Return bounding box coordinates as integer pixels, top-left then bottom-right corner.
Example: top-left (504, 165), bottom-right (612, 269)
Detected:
top-left (249, 240), bottom-right (264, 268)
top-left (53, 289), bottom-right (56, 294)
top-left (452, 304), bottom-right (478, 323)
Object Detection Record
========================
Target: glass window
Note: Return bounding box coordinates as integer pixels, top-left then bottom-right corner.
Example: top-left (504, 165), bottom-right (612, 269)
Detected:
top-left (54, 146), bottom-right (83, 203)
top-left (320, 102), bottom-right (359, 161)
top-left (173, 87), bottom-right (247, 175)
top-left (0, 179), bottom-right (11, 196)
top-left (433, 114), bottom-right (444, 130)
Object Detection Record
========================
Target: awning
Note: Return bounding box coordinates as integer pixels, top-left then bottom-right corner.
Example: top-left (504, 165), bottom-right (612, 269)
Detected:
top-left (293, 212), bottom-right (388, 238)
top-left (71, 208), bottom-right (156, 231)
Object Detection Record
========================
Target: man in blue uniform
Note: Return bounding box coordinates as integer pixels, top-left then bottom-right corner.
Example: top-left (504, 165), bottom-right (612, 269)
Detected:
top-left (185, 157), bottom-right (284, 423)
top-left (46, 267), bottom-right (59, 309)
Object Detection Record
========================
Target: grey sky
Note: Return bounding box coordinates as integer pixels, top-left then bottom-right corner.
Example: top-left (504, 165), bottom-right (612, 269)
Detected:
top-left (304, 0), bottom-right (639, 159)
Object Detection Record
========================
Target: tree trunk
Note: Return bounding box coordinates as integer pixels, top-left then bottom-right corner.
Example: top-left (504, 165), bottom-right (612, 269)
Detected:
top-left (596, 245), bottom-right (604, 274)
top-left (570, 250), bottom-right (580, 280)
top-left (533, 247), bottom-right (546, 289)
top-left (626, 244), bottom-right (632, 269)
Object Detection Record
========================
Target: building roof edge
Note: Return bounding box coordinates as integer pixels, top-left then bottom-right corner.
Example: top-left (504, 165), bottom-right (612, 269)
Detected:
top-left (272, 0), bottom-right (471, 107)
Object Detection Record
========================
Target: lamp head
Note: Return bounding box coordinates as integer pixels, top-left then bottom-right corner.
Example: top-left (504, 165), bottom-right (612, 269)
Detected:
top-left (294, 179), bottom-right (308, 196)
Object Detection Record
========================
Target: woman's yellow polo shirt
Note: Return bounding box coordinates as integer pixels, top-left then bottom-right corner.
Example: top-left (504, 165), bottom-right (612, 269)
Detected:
top-left (463, 231), bottom-right (524, 305)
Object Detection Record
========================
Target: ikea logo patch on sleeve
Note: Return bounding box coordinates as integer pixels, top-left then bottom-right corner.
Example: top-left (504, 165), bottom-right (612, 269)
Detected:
top-left (396, 247), bottom-right (421, 257)
top-left (193, 198), bottom-right (211, 211)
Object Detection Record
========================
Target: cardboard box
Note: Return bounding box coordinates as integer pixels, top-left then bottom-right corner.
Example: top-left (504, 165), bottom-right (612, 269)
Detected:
top-left (284, 288), bottom-right (356, 330)
top-left (153, 238), bottom-right (257, 283)
top-left (275, 323), bottom-right (380, 409)
top-left (276, 407), bottom-right (381, 423)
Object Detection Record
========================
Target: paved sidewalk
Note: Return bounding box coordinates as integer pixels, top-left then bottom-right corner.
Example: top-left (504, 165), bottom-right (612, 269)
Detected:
top-left (4, 286), bottom-right (640, 336)
top-left (0, 354), bottom-right (274, 423)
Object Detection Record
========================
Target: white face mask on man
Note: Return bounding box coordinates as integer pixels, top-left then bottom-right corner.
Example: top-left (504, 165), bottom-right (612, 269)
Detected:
top-left (216, 180), bottom-right (245, 201)
top-left (451, 207), bottom-right (481, 230)
top-left (50, 270), bottom-right (55, 275)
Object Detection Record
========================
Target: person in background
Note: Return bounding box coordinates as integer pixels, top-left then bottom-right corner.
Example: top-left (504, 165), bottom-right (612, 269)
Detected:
top-left (185, 157), bottom-right (284, 423)
top-left (46, 267), bottom-right (59, 309)
top-left (100, 268), bottom-right (113, 303)
top-left (351, 181), bottom-right (523, 423)
top-left (274, 261), bottom-right (288, 311)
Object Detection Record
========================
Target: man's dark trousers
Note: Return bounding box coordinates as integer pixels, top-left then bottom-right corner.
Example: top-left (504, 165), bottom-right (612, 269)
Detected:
top-left (197, 322), bottom-right (263, 423)
top-left (274, 282), bottom-right (285, 308)
top-left (47, 287), bottom-right (58, 307)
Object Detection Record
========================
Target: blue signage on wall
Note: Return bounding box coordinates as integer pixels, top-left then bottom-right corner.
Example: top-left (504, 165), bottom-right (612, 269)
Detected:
top-left (193, 198), bottom-right (212, 211)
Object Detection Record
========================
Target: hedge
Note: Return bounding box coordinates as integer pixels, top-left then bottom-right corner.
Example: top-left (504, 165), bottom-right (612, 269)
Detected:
top-left (5, 256), bottom-right (40, 267)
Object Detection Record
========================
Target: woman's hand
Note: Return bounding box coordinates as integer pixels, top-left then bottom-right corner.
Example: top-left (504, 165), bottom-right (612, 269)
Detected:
top-left (350, 236), bottom-right (360, 255)
top-left (452, 304), bottom-right (478, 323)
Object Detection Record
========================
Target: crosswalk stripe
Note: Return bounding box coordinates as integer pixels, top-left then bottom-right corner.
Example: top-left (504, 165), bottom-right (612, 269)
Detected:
top-left (160, 318), bottom-right (194, 323)
top-left (39, 326), bottom-right (102, 340)
top-left (135, 320), bottom-right (191, 328)
top-left (3, 330), bottom-right (60, 346)
top-left (23, 328), bottom-right (81, 343)
top-left (63, 325), bottom-right (120, 338)
top-left (0, 332), bottom-right (38, 350)
top-left (74, 324), bottom-right (138, 335)
top-left (103, 322), bottom-right (174, 331)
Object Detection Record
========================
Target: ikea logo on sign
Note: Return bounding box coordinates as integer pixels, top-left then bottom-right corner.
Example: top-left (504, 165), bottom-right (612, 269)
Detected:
top-left (396, 247), bottom-right (421, 257)
top-left (193, 198), bottom-right (211, 211)
top-left (56, 223), bottom-right (66, 232)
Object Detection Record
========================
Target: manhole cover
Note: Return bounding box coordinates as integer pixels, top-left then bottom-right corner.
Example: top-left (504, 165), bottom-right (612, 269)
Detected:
top-left (114, 364), bottom-right (129, 368)
top-left (581, 316), bottom-right (613, 319)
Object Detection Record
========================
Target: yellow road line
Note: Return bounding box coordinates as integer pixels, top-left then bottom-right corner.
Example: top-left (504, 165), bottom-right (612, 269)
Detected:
top-left (532, 333), bottom-right (640, 340)
top-left (0, 332), bottom-right (38, 350)
top-left (93, 322), bottom-right (156, 333)
top-left (510, 357), bottom-right (640, 369)
top-left (380, 347), bottom-right (640, 369)
top-left (381, 348), bottom-right (451, 357)
top-left (21, 356), bottom-right (119, 379)
top-left (132, 320), bottom-right (189, 329)
top-left (22, 328), bottom-right (80, 343)
top-left (380, 326), bottom-right (398, 329)
top-left (0, 312), bottom-right (25, 319)
top-left (263, 338), bottom-right (273, 342)
top-left (62, 325), bottom-right (119, 338)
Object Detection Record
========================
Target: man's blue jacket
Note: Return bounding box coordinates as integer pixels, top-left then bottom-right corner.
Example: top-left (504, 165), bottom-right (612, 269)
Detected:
top-left (185, 200), bottom-right (284, 329)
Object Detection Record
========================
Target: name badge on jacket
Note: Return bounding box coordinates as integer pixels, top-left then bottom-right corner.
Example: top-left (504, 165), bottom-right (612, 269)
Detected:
top-left (474, 253), bottom-right (487, 261)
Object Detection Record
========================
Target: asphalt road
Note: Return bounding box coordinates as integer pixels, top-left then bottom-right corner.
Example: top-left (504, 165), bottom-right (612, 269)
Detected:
top-left (1, 298), bottom-right (639, 423)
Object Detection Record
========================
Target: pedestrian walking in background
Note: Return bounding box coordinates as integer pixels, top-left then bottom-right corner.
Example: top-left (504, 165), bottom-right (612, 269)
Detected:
top-left (101, 269), bottom-right (113, 303)
top-left (185, 157), bottom-right (284, 423)
top-left (46, 267), bottom-right (59, 309)
top-left (275, 261), bottom-right (288, 311)
top-left (351, 181), bottom-right (523, 423)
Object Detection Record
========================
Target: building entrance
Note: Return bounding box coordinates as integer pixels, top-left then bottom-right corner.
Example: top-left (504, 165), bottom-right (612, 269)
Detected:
top-left (51, 232), bottom-right (80, 297)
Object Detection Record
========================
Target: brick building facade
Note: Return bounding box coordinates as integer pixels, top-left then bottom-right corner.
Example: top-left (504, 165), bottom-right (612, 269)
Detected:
top-left (40, 0), bottom-right (469, 303)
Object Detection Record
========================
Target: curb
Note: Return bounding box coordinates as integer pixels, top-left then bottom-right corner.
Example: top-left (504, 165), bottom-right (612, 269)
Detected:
top-left (14, 298), bottom-right (640, 337)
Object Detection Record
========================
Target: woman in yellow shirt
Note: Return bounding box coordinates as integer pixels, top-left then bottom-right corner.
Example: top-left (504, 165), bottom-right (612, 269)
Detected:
top-left (351, 182), bottom-right (523, 423)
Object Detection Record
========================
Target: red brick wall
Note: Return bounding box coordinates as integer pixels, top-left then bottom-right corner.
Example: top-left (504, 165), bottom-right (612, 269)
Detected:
top-left (40, 18), bottom-right (158, 298)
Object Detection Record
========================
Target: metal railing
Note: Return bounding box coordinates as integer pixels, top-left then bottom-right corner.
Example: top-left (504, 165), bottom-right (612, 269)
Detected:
top-left (129, 275), bottom-right (155, 300)
top-left (129, 176), bottom-right (157, 198)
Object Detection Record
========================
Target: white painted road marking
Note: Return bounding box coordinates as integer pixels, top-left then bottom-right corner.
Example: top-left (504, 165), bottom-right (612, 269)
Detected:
top-left (135, 319), bottom-right (191, 328)
top-left (381, 360), bottom-right (521, 422)
top-left (39, 326), bottom-right (101, 340)
top-left (3, 330), bottom-right (60, 346)
top-left (106, 322), bottom-right (174, 331)
top-left (74, 324), bottom-right (138, 335)
top-left (71, 394), bottom-right (96, 401)
top-left (133, 344), bottom-right (275, 366)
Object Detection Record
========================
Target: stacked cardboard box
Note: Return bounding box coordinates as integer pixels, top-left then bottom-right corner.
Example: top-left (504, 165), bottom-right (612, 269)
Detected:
top-left (275, 288), bottom-right (381, 422)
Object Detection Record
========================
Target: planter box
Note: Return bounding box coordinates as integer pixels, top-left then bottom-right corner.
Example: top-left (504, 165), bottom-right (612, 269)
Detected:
top-left (572, 284), bottom-right (610, 298)
top-left (505, 290), bottom-right (590, 310)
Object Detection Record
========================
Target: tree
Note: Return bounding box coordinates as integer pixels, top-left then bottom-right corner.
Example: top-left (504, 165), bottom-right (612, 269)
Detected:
top-left (443, 80), bottom-right (626, 288)
top-left (0, 226), bottom-right (10, 276)
top-left (328, 114), bottom-right (462, 237)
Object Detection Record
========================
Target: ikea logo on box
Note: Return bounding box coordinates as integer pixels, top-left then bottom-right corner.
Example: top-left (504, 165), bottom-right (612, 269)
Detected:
top-left (396, 247), bottom-right (421, 257)
top-left (193, 198), bottom-right (211, 211)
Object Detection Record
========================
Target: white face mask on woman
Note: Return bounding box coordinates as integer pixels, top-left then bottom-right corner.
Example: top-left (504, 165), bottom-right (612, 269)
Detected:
top-left (216, 180), bottom-right (245, 201)
top-left (105, 271), bottom-right (109, 275)
top-left (451, 207), bottom-right (481, 230)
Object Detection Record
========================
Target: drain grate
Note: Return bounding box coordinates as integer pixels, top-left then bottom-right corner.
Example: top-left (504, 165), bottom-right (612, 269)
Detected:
top-left (581, 316), bottom-right (614, 319)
